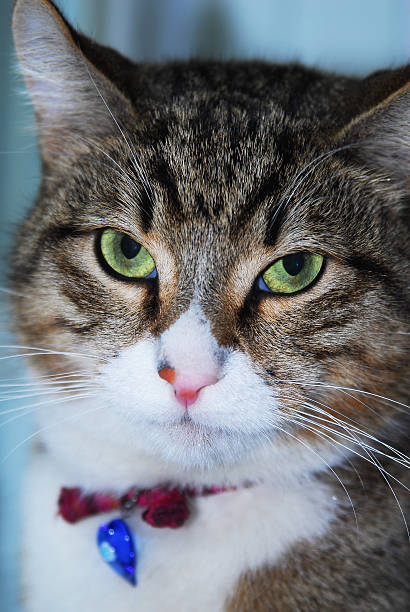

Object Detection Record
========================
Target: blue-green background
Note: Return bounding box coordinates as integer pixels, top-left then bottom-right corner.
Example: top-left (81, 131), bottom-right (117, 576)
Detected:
top-left (0, 1), bottom-right (409, 610)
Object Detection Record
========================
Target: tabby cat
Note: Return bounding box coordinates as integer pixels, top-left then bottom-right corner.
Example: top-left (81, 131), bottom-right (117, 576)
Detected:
top-left (9, 0), bottom-right (410, 610)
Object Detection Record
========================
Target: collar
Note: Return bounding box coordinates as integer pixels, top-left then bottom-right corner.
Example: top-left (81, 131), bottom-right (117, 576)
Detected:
top-left (58, 483), bottom-right (239, 529)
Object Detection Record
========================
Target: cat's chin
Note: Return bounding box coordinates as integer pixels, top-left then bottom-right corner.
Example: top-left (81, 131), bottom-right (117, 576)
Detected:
top-left (142, 416), bottom-right (275, 470)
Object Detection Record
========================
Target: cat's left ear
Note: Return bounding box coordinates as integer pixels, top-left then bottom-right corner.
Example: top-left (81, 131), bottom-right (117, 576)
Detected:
top-left (12, 0), bottom-right (136, 161)
top-left (337, 74), bottom-right (409, 191)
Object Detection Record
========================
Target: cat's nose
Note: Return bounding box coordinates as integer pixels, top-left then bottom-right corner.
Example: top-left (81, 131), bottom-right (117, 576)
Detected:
top-left (158, 367), bottom-right (218, 408)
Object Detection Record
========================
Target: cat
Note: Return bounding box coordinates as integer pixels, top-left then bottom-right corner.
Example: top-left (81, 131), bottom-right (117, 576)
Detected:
top-left (9, 0), bottom-right (409, 610)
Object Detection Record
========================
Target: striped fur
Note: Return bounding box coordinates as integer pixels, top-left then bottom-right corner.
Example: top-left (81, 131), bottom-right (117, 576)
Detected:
top-left (11, 0), bottom-right (410, 610)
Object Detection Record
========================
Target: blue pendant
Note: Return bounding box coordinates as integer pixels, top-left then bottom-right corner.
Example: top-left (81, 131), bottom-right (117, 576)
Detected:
top-left (97, 518), bottom-right (137, 586)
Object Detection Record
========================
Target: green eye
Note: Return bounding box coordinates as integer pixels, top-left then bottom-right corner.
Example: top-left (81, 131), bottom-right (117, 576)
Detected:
top-left (259, 252), bottom-right (323, 294)
top-left (100, 228), bottom-right (156, 279)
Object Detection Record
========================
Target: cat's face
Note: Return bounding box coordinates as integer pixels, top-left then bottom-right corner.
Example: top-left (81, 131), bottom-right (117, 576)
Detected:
top-left (11, 0), bottom-right (409, 482)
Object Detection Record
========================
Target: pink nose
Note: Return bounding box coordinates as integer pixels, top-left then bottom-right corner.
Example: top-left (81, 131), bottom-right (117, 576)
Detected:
top-left (158, 367), bottom-right (218, 408)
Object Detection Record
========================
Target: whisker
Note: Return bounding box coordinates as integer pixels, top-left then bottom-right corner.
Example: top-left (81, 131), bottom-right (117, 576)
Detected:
top-left (1, 399), bottom-right (102, 465)
top-left (77, 135), bottom-right (143, 201)
top-left (270, 143), bottom-right (362, 230)
top-left (278, 396), bottom-right (366, 487)
top-left (288, 408), bottom-right (410, 469)
top-left (0, 344), bottom-right (99, 360)
top-left (0, 286), bottom-right (28, 298)
top-left (0, 370), bottom-right (87, 383)
top-left (278, 379), bottom-right (410, 411)
top-left (0, 377), bottom-right (92, 390)
top-left (0, 385), bottom-right (97, 407)
top-left (272, 418), bottom-right (358, 526)
top-left (366, 451), bottom-right (410, 539)
top-left (82, 61), bottom-right (154, 207)
top-left (285, 411), bottom-right (410, 538)
top-left (287, 411), bottom-right (410, 486)
top-left (0, 391), bottom-right (98, 422)
top-left (284, 395), bottom-right (410, 465)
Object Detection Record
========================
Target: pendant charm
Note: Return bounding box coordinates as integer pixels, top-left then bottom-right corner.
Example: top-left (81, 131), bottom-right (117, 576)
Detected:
top-left (97, 518), bottom-right (137, 586)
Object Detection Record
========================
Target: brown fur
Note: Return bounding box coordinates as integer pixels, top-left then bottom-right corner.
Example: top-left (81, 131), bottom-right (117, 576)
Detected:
top-left (227, 461), bottom-right (410, 611)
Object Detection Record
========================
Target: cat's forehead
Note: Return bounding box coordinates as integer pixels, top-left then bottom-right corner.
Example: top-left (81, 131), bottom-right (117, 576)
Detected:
top-left (56, 98), bottom-right (350, 265)
top-left (152, 101), bottom-right (299, 205)
top-left (112, 97), bottom-right (316, 238)
top-left (146, 97), bottom-right (303, 179)
top-left (43, 62), bottom-right (406, 268)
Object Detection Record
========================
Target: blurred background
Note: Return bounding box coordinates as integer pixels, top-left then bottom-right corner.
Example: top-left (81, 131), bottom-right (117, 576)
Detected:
top-left (0, 0), bottom-right (409, 609)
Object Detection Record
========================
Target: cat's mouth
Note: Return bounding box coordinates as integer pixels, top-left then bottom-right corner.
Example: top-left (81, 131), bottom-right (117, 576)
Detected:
top-left (162, 412), bottom-right (274, 456)
top-left (180, 413), bottom-right (204, 427)
top-left (144, 412), bottom-right (278, 470)
top-left (166, 413), bottom-right (230, 436)
top-left (147, 410), bottom-right (275, 443)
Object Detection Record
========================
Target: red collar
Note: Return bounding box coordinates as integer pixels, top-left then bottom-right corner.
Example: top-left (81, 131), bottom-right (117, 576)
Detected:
top-left (58, 484), bottom-right (239, 529)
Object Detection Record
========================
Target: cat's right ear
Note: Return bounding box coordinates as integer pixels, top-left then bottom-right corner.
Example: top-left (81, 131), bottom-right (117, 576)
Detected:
top-left (12, 0), bottom-right (134, 162)
top-left (336, 71), bottom-right (410, 194)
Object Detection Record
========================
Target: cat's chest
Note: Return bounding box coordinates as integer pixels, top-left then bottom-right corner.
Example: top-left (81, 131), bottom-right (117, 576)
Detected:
top-left (22, 453), bottom-right (336, 612)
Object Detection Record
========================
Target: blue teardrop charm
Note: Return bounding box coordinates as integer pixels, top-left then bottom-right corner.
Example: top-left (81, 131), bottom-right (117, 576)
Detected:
top-left (97, 518), bottom-right (137, 586)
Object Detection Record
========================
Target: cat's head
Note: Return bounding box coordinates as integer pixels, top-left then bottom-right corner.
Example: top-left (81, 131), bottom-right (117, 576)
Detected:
top-left (10, 0), bottom-right (409, 485)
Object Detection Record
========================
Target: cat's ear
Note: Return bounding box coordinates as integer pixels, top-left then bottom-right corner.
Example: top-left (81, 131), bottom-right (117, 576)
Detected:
top-left (338, 75), bottom-right (409, 191)
top-left (12, 0), bottom-right (134, 161)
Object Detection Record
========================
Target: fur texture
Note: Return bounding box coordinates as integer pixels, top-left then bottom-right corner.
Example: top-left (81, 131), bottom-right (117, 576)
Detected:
top-left (10, 0), bottom-right (410, 610)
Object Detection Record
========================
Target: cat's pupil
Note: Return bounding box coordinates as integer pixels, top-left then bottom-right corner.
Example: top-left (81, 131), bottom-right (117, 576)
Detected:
top-left (120, 235), bottom-right (140, 259)
top-left (283, 253), bottom-right (305, 276)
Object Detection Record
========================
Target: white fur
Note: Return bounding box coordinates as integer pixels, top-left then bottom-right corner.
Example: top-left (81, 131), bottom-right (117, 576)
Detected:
top-left (22, 304), bottom-right (345, 610)
top-left (159, 304), bottom-right (223, 377)
top-left (23, 452), bottom-right (337, 612)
